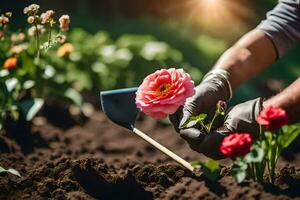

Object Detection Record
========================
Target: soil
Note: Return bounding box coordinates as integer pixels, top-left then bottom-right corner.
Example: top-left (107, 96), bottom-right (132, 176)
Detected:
top-left (0, 105), bottom-right (300, 200)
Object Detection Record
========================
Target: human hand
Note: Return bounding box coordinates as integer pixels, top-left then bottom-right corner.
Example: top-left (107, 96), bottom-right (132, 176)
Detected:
top-left (171, 97), bottom-right (263, 159)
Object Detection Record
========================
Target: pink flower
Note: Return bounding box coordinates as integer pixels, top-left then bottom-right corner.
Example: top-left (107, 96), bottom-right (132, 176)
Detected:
top-left (59, 15), bottom-right (70, 32)
top-left (256, 106), bottom-right (288, 131)
top-left (40, 10), bottom-right (55, 24)
top-left (220, 133), bottom-right (253, 158)
top-left (136, 68), bottom-right (195, 119)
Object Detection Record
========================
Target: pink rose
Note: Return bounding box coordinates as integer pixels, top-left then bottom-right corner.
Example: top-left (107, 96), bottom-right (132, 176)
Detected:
top-left (136, 68), bottom-right (195, 119)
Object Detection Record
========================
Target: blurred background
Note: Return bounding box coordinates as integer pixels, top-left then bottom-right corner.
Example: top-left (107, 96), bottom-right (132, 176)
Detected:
top-left (2, 0), bottom-right (300, 104)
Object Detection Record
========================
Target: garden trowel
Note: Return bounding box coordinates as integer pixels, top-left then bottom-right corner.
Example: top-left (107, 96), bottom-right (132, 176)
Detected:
top-left (100, 87), bottom-right (195, 172)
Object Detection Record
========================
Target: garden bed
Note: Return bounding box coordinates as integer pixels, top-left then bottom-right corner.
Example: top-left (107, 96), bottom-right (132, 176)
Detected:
top-left (0, 108), bottom-right (300, 199)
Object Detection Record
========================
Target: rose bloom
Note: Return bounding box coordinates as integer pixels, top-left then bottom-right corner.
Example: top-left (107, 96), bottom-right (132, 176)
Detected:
top-left (136, 68), bottom-right (195, 119)
top-left (57, 43), bottom-right (74, 57)
top-left (220, 133), bottom-right (253, 158)
top-left (256, 106), bottom-right (288, 131)
top-left (4, 57), bottom-right (17, 70)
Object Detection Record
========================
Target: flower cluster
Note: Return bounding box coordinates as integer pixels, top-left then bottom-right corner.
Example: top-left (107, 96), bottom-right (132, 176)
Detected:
top-left (23, 4), bottom-right (71, 58)
top-left (24, 4), bottom-right (40, 15)
top-left (40, 10), bottom-right (55, 24)
top-left (0, 12), bottom-right (12, 27)
top-left (136, 68), bottom-right (195, 119)
top-left (219, 105), bottom-right (298, 183)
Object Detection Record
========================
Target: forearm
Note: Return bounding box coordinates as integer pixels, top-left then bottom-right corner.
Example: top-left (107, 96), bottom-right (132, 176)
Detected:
top-left (213, 30), bottom-right (277, 90)
top-left (264, 78), bottom-right (300, 123)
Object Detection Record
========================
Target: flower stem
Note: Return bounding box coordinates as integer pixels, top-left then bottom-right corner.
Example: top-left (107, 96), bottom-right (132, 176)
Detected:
top-left (207, 111), bottom-right (219, 133)
top-left (34, 22), bottom-right (40, 64)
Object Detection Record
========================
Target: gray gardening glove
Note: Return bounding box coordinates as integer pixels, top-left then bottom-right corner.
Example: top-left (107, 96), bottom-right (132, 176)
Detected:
top-left (172, 98), bottom-right (263, 159)
top-left (169, 69), bottom-right (232, 156)
top-left (170, 69), bottom-right (232, 131)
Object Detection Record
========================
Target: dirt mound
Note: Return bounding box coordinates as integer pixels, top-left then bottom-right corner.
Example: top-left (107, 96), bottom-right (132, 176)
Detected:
top-left (0, 109), bottom-right (300, 199)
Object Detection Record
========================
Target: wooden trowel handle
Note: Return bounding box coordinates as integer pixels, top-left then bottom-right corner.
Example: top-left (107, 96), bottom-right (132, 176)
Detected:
top-left (133, 128), bottom-right (195, 173)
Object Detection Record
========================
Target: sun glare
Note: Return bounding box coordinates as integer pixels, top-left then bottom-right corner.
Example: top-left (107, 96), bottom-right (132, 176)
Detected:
top-left (185, 0), bottom-right (255, 32)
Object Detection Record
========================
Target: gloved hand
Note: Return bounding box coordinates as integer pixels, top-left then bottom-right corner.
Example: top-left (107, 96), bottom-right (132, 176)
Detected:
top-left (170, 69), bottom-right (232, 131)
top-left (169, 69), bottom-right (232, 156)
top-left (171, 96), bottom-right (263, 159)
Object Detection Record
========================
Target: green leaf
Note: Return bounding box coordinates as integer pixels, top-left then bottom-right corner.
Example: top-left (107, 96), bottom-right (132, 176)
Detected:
top-left (0, 166), bottom-right (5, 173)
top-left (278, 125), bottom-right (300, 149)
top-left (183, 113), bottom-right (207, 128)
top-left (197, 113), bottom-right (207, 121)
top-left (244, 143), bottom-right (264, 163)
top-left (202, 159), bottom-right (220, 182)
top-left (5, 78), bottom-right (18, 92)
top-left (64, 88), bottom-right (83, 107)
top-left (231, 159), bottom-right (248, 183)
top-left (23, 80), bottom-right (35, 90)
top-left (190, 161), bottom-right (202, 168)
top-left (0, 166), bottom-right (21, 177)
top-left (19, 98), bottom-right (44, 121)
top-left (7, 168), bottom-right (21, 177)
top-left (185, 120), bottom-right (198, 128)
top-left (191, 160), bottom-right (220, 182)
top-left (232, 169), bottom-right (246, 183)
top-left (0, 69), bottom-right (9, 77)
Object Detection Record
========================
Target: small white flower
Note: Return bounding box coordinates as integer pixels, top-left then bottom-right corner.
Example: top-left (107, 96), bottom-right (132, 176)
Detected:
top-left (28, 25), bottom-right (45, 36)
top-left (27, 16), bottom-right (35, 24)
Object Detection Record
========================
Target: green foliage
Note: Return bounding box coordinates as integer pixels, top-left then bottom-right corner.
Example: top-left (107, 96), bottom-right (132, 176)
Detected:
top-left (59, 28), bottom-right (200, 91)
top-left (184, 114), bottom-right (207, 128)
top-left (230, 124), bottom-right (300, 184)
top-left (231, 142), bottom-right (265, 183)
top-left (183, 101), bottom-right (226, 133)
top-left (191, 159), bottom-right (220, 182)
top-left (278, 125), bottom-right (300, 148)
top-left (231, 158), bottom-right (247, 183)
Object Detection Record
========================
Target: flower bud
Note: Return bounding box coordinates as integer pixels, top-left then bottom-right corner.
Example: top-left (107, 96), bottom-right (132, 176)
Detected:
top-left (27, 16), bottom-right (35, 24)
top-left (4, 57), bottom-right (18, 70)
top-left (5, 12), bottom-right (12, 17)
top-left (217, 100), bottom-right (227, 112)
